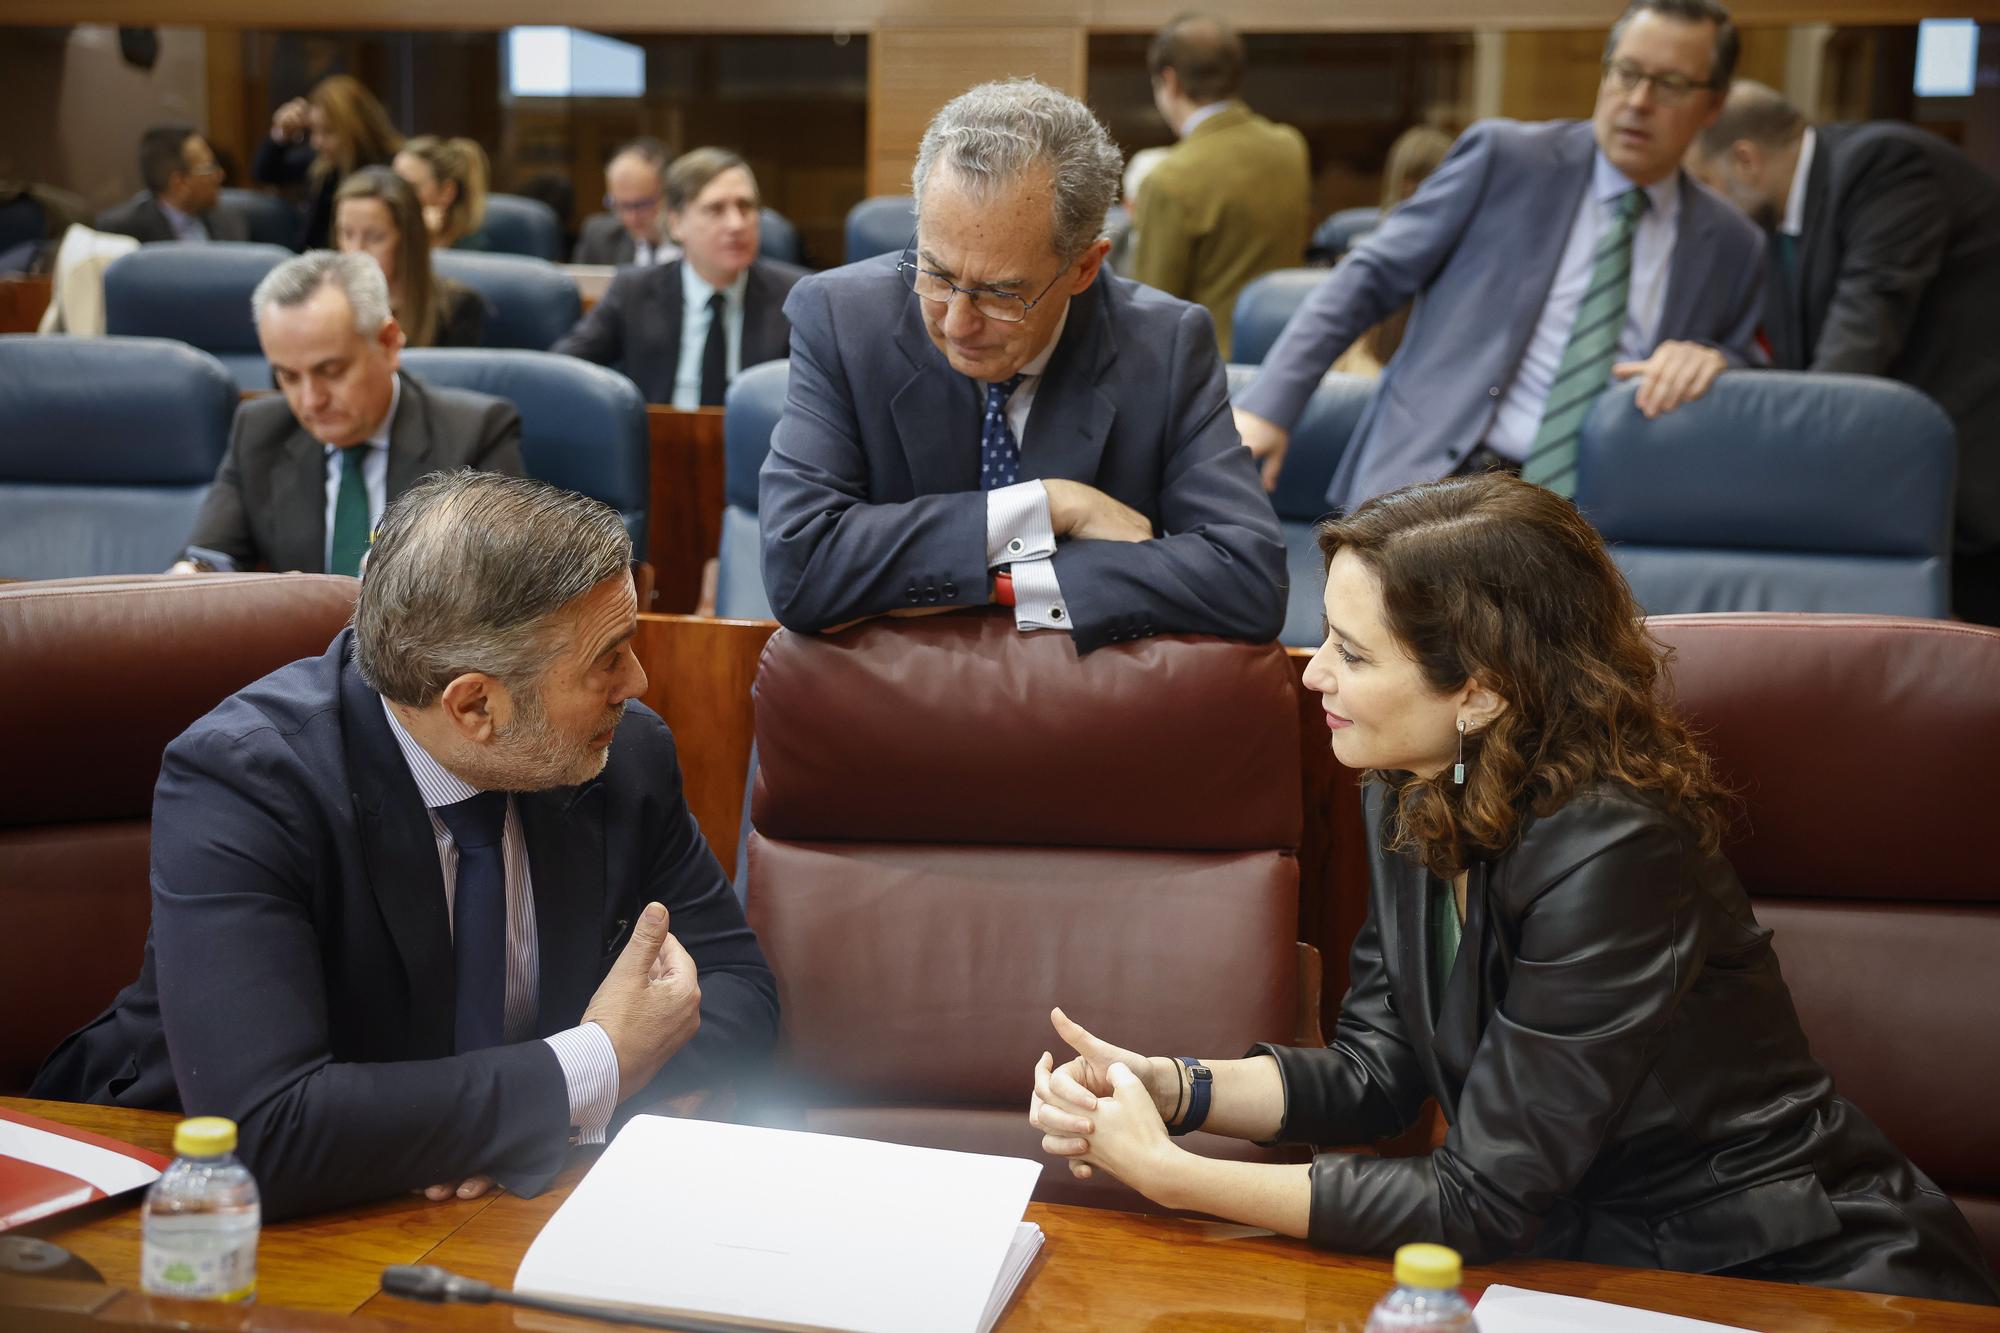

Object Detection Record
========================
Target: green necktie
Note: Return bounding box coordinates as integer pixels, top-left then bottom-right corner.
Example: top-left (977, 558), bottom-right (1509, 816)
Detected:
top-left (1521, 187), bottom-right (1651, 498)
top-left (328, 445), bottom-right (372, 577)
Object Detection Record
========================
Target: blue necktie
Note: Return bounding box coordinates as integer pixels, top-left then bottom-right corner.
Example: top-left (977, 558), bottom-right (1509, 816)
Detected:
top-left (436, 791), bottom-right (509, 1053)
top-left (979, 373), bottom-right (1028, 491)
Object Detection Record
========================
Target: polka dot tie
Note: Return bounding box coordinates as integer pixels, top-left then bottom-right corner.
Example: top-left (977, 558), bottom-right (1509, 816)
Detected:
top-left (980, 373), bottom-right (1028, 491)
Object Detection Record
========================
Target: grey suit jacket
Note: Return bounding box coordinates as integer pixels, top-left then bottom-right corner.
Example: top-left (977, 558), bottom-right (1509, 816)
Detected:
top-left (1777, 122), bottom-right (2000, 553)
top-left (185, 372), bottom-right (524, 572)
top-left (551, 257), bottom-right (806, 404)
top-left (570, 214), bottom-right (681, 267)
top-left (95, 192), bottom-right (250, 245)
top-left (758, 254), bottom-right (1287, 654)
top-left (1237, 119), bottom-right (1767, 514)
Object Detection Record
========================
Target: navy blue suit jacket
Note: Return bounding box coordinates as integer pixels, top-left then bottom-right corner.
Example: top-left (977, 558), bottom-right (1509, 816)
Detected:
top-left (31, 629), bottom-right (778, 1220)
top-left (758, 254), bottom-right (1287, 654)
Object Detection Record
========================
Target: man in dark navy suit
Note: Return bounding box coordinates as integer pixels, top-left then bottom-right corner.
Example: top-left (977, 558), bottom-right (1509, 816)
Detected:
top-left (33, 472), bottom-right (778, 1220)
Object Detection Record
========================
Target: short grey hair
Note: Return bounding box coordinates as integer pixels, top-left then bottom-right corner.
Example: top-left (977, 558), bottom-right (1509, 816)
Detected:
top-left (250, 250), bottom-right (392, 335)
top-left (354, 471), bottom-right (634, 707)
top-left (912, 79), bottom-right (1124, 259)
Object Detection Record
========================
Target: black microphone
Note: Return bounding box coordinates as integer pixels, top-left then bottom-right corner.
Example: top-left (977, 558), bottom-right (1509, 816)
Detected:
top-left (380, 1263), bottom-right (786, 1333)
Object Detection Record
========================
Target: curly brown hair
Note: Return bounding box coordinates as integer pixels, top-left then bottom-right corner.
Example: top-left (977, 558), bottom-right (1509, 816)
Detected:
top-left (1318, 473), bottom-right (1730, 878)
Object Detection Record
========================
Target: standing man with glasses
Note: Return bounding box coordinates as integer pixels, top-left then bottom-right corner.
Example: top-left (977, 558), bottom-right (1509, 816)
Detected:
top-left (572, 137), bottom-right (681, 268)
top-left (759, 79), bottom-right (1285, 653)
top-left (1233, 0), bottom-right (1765, 508)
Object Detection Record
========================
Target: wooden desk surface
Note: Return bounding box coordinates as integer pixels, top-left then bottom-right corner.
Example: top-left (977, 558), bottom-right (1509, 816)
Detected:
top-left (7, 1099), bottom-right (1996, 1332)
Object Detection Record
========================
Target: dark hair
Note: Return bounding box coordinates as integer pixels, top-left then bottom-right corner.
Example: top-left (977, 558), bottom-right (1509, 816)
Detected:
top-left (139, 124), bottom-right (197, 197)
top-left (333, 166), bottom-right (440, 347)
top-left (1604, 0), bottom-right (1740, 89)
top-left (1317, 473), bottom-right (1730, 878)
top-left (1146, 13), bottom-right (1245, 105)
top-left (1694, 79), bottom-right (1805, 159)
top-left (665, 146), bottom-right (753, 213)
top-left (610, 136), bottom-right (672, 179)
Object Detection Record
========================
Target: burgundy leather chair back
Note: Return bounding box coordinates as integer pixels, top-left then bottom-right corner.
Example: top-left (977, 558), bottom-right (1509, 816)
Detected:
top-left (0, 574), bottom-right (360, 1092)
top-left (1652, 613), bottom-right (2000, 1269)
top-left (746, 610), bottom-right (1304, 1205)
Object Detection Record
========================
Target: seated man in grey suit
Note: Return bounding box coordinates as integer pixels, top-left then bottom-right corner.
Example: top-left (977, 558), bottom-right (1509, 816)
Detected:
top-left (554, 148), bottom-right (807, 406)
top-left (1234, 0), bottom-right (1765, 506)
top-left (760, 79), bottom-right (1286, 655)
top-left (175, 251), bottom-right (523, 576)
top-left (571, 137), bottom-right (680, 267)
top-left (96, 125), bottom-right (247, 244)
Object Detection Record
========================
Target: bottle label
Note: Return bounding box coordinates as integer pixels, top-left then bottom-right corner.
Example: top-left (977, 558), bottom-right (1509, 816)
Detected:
top-left (141, 1237), bottom-right (257, 1303)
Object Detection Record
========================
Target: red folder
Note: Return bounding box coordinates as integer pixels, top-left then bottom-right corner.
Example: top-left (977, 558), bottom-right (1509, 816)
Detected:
top-left (0, 1106), bottom-right (171, 1231)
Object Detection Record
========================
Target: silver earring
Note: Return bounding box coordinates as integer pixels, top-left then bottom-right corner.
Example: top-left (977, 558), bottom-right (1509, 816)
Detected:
top-left (1453, 718), bottom-right (1467, 786)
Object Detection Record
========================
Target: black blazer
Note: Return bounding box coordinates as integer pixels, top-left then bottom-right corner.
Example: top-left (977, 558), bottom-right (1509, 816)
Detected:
top-left (95, 192), bottom-right (250, 244)
top-left (30, 630), bottom-right (780, 1221)
top-left (252, 139), bottom-right (388, 251)
top-left (1770, 122), bottom-right (2000, 555)
top-left (1259, 783), bottom-right (1998, 1305)
top-left (184, 372), bottom-right (524, 572)
top-left (429, 275), bottom-right (489, 348)
top-left (571, 213), bottom-right (666, 267)
top-left (551, 257), bottom-right (806, 404)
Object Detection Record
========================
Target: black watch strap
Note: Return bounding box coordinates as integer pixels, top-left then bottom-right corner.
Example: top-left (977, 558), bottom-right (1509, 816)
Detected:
top-left (1168, 1057), bottom-right (1213, 1136)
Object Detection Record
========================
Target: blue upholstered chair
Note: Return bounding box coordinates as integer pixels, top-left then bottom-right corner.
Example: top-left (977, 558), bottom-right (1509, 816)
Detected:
top-left (844, 195), bottom-right (915, 264)
top-left (465, 194), bottom-right (565, 262)
top-left (759, 208), bottom-right (803, 266)
top-left (1225, 365), bottom-right (1373, 648)
top-left (1576, 373), bottom-right (1955, 617)
top-left (1229, 267), bottom-right (1324, 367)
top-left (218, 188), bottom-right (299, 249)
top-left (430, 250), bottom-right (581, 350)
top-left (0, 335), bottom-right (235, 579)
top-left (1308, 206), bottom-right (1381, 263)
top-left (102, 241), bottom-right (290, 390)
top-left (716, 359), bottom-right (790, 620)
top-left (399, 349), bottom-right (649, 548)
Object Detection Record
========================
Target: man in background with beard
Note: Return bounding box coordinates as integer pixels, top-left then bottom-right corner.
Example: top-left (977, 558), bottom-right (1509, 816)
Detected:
top-left (31, 471), bottom-right (777, 1221)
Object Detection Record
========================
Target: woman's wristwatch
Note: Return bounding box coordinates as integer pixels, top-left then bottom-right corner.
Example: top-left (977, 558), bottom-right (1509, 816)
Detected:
top-left (1166, 1057), bottom-right (1213, 1136)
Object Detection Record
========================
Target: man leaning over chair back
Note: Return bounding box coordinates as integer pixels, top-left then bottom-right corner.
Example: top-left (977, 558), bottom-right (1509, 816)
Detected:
top-left (33, 471), bottom-right (780, 1220)
top-left (759, 78), bottom-right (1286, 654)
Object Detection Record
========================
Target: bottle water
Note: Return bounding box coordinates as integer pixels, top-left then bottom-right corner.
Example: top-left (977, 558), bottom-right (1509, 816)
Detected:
top-left (1366, 1242), bottom-right (1476, 1330)
top-left (140, 1116), bottom-right (260, 1303)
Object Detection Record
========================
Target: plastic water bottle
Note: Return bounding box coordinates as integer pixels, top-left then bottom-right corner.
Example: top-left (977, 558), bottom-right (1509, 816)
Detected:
top-left (140, 1116), bottom-right (260, 1303)
top-left (1366, 1242), bottom-right (1476, 1330)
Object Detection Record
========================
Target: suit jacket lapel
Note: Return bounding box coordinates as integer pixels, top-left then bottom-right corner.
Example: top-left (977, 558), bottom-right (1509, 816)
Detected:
top-left (1794, 134), bottom-right (1835, 344)
top-left (654, 262), bottom-right (686, 400)
top-left (1658, 173), bottom-right (1720, 342)
top-left (517, 783), bottom-right (608, 1035)
top-left (1021, 282), bottom-right (1116, 485)
top-left (274, 424), bottom-right (327, 572)
top-left (1386, 852), bottom-right (1452, 1108)
top-left (1431, 864), bottom-right (1505, 1114)
top-left (384, 373), bottom-right (441, 495)
top-left (1495, 126), bottom-right (1598, 377)
top-left (889, 286), bottom-right (981, 496)
top-left (742, 262), bottom-right (788, 365)
top-left (338, 639), bottom-right (457, 1055)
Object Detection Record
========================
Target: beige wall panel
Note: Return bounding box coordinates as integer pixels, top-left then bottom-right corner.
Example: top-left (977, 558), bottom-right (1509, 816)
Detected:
top-left (867, 26), bottom-right (1086, 197)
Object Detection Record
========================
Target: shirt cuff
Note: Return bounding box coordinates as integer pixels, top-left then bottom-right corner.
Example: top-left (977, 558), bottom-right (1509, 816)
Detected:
top-left (1008, 556), bottom-right (1070, 634)
top-left (985, 481), bottom-right (1057, 567)
top-left (544, 1022), bottom-right (620, 1146)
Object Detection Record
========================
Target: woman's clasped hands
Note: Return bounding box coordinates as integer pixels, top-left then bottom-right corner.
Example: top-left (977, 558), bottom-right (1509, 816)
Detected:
top-left (1029, 1007), bottom-right (1185, 1194)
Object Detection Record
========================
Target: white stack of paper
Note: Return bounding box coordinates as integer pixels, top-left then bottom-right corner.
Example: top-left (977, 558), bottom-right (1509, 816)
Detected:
top-left (516, 1117), bottom-right (1044, 1333)
top-left (1476, 1285), bottom-right (1754, 1331)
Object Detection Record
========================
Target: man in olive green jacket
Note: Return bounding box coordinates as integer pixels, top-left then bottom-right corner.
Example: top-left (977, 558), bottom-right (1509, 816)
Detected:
top-left (1131, 14), bottom-right (1311, 359)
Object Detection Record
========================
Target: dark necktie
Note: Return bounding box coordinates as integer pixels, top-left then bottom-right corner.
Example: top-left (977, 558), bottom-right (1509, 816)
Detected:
top-left (436, 791), bottom-right (509, 1053)
top-left (328, 445), bottom-right (372, 577)
top-left (979, 373), bottom-right (1029, 491)
top-left (1522, 187), bottom-right (1650, 499)
top-left (699, 291), bottom-right (729, 407)
top-left (1767, 231), bottom-right (1804, 368)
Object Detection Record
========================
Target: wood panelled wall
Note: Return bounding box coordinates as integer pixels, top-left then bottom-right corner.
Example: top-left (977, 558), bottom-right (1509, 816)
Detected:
top-left (869, 27), bottom-right (1086, 196)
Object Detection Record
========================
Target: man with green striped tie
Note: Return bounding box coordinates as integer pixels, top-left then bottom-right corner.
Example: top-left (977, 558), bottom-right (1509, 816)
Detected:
top-left (1233, 0), bottom-right (1766, 512)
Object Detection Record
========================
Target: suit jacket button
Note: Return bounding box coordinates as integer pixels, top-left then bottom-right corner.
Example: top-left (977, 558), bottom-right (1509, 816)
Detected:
top-left (1487, 385), bottom-right (1500, 397)
top-left (942, 581), bottom-right (957, 598)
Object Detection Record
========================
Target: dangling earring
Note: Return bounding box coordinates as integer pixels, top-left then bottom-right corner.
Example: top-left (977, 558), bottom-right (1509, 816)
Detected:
top-left (1453, 718), bottom-right (1467, 786)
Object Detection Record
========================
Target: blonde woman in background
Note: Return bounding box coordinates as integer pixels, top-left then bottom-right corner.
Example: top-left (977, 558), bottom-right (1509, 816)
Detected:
top-left (255, 74), bottom-right (404, 251)
top-left (334, 166), bottom-right (486, 348)
top-left (1332, 126), bottom-right (1456, 378)
top-left (395, 135), bottom-right (490, 251)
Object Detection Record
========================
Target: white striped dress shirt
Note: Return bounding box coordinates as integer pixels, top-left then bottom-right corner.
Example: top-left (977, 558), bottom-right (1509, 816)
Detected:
top-left (381, 700), bottom-right (621, 1144)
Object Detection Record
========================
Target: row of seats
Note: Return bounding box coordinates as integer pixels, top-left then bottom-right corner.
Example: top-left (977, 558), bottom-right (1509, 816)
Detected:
top-left (1, 575), bottom-right (1993, 1254)
top-left (711, 359), bottom-right (1958, 637)
top-left (0, 335), bottom-right (648, 580)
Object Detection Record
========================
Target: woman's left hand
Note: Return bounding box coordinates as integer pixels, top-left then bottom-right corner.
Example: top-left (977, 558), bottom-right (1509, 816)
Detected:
top-left (1067, 1061), bottom-right (1179, 1193)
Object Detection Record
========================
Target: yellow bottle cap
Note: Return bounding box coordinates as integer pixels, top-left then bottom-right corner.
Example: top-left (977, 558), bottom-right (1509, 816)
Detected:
top-left (173, 1116), bottom-right (238, 1157)
top-left (1393, 1242), bottom-right (1462, 1289)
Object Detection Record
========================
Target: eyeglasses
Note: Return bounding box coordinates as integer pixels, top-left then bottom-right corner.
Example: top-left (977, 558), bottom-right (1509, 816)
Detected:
top-left (896, 234), bottom-right (1070, 325)
top-left (1602, 58), bottom-right (1717, 105)
top-left (603, 193), bottom-right (662, 216)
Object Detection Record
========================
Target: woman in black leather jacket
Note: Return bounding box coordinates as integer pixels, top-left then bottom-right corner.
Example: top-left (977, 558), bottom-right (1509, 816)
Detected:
top-left (1030, 473), bottom-right (1998, 1305)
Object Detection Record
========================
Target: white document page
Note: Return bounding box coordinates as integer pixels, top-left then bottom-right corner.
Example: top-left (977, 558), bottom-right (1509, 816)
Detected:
top-left (515, 1116), bottom-right (1043, 1333)
top-left (1476, 1284), bottom-right (1755, 1332)
top-left (0, 1118), bottom-right (162, 1195)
